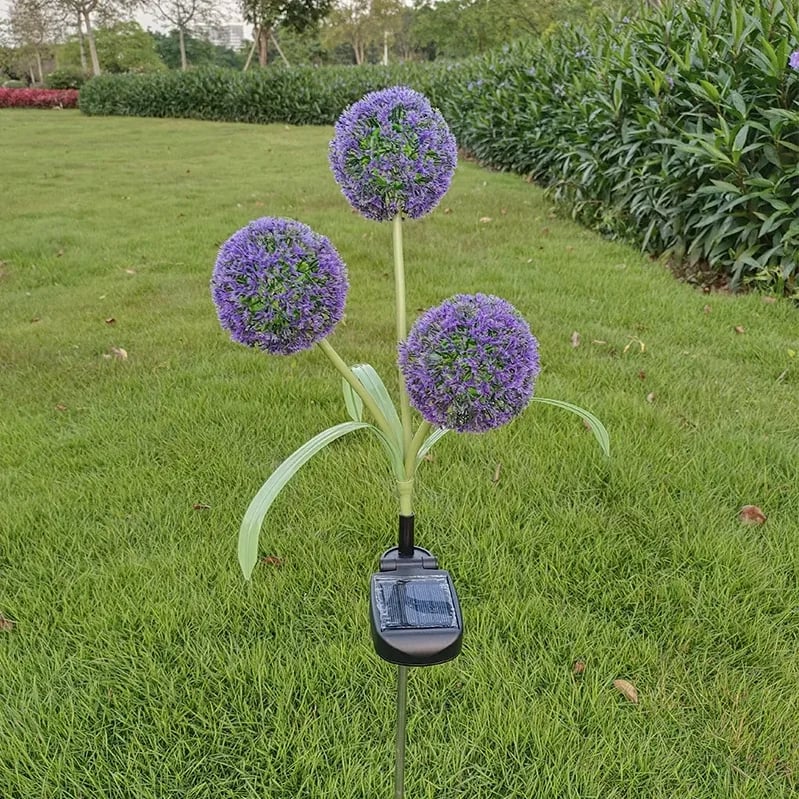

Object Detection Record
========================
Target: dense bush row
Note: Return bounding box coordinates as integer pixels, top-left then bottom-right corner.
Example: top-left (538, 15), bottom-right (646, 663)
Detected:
top-left (0, 88), bottom-right (79, 108)
top-left (78, 64), bottom-right (453, 126)
top-left (450, 0), bottom-right (799, 293)
top-left (77, 0), bottom-right (799, 293)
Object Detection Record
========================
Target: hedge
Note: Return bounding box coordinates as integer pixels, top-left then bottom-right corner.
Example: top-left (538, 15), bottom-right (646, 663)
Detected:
top-left (0, 88), bottom-right (80, 109)
top-left (450, 0), bottom-right (799, 294)
top-left (78, 64), bottom-right (454, 126)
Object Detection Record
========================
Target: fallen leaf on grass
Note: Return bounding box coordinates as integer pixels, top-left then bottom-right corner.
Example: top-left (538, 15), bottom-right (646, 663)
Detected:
top-left (423, 453), bottom-right (435, 463)
top-left (104, 318), bottom-right (116, 325)
top-left (613, 679), bottom-right (639, 703)
top-left (646, 392), bottom-right (656, 403)
top-left (572, 659), bottom-right (585, 676)
top-left (0, 613), bottom-right (15, 632)
top-left (479, 216), bottom-right (492, 223)
top-left (124, 268), bottom-right (137, 275)
top-left (734, 325), bottom-right (746, 334)
top-left (570, 331), bottom-right (581, 348)
top-left (192, 503), bottom-right (211, 511)
top-left (443, 207), bottom-right (452, 214)
top-left (703, 304), bottom-right (712, 314)
top-left (623, 337), bottom-right (646, 354)
top-left (592, 339), bottom-right (607, 346)
top-left (739, 505), bottom-right (767, 525)
top-left (260, 555), bottom-right (284, 567)
top-left (638, 370), bottom-right (647, 381)
top-left (55, 403), bottom-right (67, 411)
top-left (762, 296), bottom-right (777, 305)
top-left (492, 463), bottom-right (502, 483)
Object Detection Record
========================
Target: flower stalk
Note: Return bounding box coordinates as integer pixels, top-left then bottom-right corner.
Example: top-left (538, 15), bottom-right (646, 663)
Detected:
top-left (392, 214), bottom-right (415, 466)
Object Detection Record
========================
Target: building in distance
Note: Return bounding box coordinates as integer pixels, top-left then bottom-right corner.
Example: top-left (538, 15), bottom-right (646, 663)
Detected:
top-left (200, 24), bottom-right (245, 50)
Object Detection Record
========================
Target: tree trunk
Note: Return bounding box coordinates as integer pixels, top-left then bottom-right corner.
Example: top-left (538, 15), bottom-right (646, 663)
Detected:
top-left (35, 49), bottom-right (43, 83)
top-left (179, 26), bottom-right (187, 70)
top-left (77, 13), bottom-right (87, 72)
top-left (82, 9), bottom-right (101, 76)
top-left (257, 25), bottom-right (269, 66)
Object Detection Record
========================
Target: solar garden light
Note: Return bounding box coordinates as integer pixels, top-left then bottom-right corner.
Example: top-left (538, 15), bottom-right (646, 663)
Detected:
top-left (212, 87), bottom-right (609, 798)
top-left (370, 514), bottom-right (463, 799)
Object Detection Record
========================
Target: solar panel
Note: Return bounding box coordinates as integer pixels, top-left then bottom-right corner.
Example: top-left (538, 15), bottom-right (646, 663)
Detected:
top-left (373, 574), bottom-right (458, 631)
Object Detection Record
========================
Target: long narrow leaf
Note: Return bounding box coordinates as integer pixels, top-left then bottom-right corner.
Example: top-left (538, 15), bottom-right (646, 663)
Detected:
top-left (342, 378), bottom-right (363, 422)
top-left (530, 397), bottom-right (610, 457)
top-left (238, 422), bottom-right (370, 580)
top-left (416, 426), bottom-right (449, 464)
top-left (351, 364), bottom-right (403, 445)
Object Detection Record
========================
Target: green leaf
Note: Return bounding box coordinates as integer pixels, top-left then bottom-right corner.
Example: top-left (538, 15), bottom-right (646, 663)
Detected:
top-left (342, 378), bottom-right (363, 422)
top-left (238, 421), bottom-right (370, 580)
top-left (530, 397), bottom-right (610, 458)
top-left (732, 124), bottom-right (749, 154)
top-left (351, 364), bottom-right (403, 445)
top-left (339, 363), bottom-right (404, 478)
top-left (416, 426), bottom-right (449, 464)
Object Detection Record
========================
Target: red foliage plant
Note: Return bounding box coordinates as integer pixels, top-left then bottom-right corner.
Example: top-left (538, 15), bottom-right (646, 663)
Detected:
top-left (0, 88), bottom-right (79, 109)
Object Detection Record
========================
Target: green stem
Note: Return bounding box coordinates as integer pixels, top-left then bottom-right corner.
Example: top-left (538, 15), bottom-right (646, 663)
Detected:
top-left (393, 214), bottom-right (414, 460)
top-left (397, 478), bottom-right (413, 516)
top-left (317, 339), bottom-right (396, 445)
top-left (404, 420), bottom-right (432, 479)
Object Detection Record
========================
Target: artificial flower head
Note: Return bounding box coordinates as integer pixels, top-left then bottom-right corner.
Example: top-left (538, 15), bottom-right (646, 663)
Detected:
top-left (329, 86), bottom-right (457, 222)
top-left (398, 293), bottom-right (540, 433)
top-left (211, 217), bottom-right (348, 355)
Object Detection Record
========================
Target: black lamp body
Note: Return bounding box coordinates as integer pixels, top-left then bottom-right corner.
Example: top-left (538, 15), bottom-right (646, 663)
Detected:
top-left (369, 519), bottom-right (463, 667)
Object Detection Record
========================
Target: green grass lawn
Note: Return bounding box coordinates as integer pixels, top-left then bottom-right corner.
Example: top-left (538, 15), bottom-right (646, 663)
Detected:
top-left (2, 109), bottom-right (799, 799)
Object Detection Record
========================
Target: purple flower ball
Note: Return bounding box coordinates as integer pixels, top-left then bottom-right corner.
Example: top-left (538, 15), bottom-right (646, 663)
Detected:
top-left (211, 217), bottom-right (348, 355)
top-left (329, 86), bottom-right (457, 222)
top-left (398, 293), bottom-right (540, 433)
top-left (790, 50), bottom-right (799, 70)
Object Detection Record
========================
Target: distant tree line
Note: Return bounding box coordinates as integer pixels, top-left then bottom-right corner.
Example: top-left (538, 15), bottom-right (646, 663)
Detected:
top-left (0, 0), bottom-right (635, 85)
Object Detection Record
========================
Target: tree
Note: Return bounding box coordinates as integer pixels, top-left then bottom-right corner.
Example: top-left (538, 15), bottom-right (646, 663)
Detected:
top-left (58, 20), bottom-right (165, 72)
top-left (147, 0), bottom-right (217, 70)
top-left (410, 0), bottom-right (623, 60)
top-left (321, 0), bottom-right (403, 64)
top-left (55, 0), bottom-right (139, 75)
top-left (151, 28), bottom-right (245, 69)
top-left (240, 0), bottom-right (332, 66)
top-left (8, 0), bottom-right (63, 82)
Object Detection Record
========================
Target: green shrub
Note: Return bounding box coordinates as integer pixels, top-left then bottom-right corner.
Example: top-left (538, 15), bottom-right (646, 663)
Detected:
top-left (446, 0), bottom-right (799, 294)
top-left (3, 79), bottom-right (27, 89)
top-left (45, 68), bottom-right (88, 90)
top-left (79, 63), bottom-right (455, 126)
